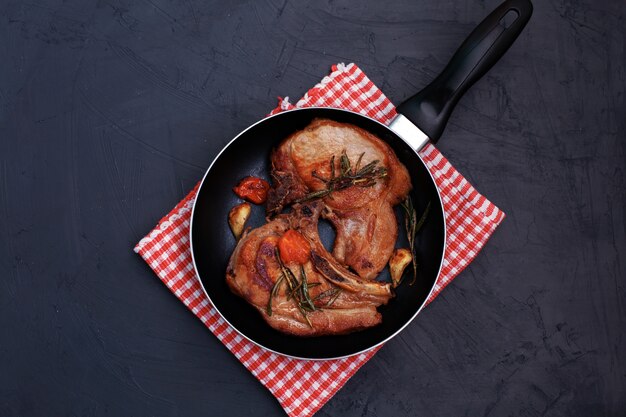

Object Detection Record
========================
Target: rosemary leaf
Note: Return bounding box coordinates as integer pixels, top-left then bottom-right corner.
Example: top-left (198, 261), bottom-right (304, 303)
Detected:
top-left (340, 151), bottom-right (350, 175)
top-left (415, 201), bottom-right (431, 234)
top-left (287, 277), bottom-right (303, 300)
top-left (354, 152), bottom-right (365, 172)
top-left (301, 308), bottom-right (313, 328)
top-left (275, 248), bottom-right (296, 296)
top-left (272, 247), bottom-right (315, 328)
top-left (312, 288), bottom-right (338, 301)
top-left (312, 287), bottom-right (342, 305)
top-left (326, 289), bottom-right (342, 307)
top-left (294, 189), bottom-right (331, 203)
top-left (356, 160), bottom-right (379, 176)
top-left (300, 266), bottom-right (317, 312)
top-left (266, 273), bottom-right (284, 316)
top-left (400, 197), bottom-right (431, 285)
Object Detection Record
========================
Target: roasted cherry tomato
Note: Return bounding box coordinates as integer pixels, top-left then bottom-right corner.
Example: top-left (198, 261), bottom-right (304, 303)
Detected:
top-left (278, 230), bottom-right (311, 265)
top-left (233, 176), bottom-right (270, 204)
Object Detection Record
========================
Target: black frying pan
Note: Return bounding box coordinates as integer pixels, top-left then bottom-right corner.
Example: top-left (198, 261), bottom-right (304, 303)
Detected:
top-left (190, 0), bottom-right (532, 359)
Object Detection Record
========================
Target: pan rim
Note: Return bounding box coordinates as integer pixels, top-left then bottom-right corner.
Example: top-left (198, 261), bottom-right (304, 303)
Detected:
top-left (189, 106), bottom-right (447, 361)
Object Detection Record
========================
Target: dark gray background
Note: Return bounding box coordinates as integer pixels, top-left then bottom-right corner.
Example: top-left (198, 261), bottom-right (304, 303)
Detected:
top-left (1, 0), bottom-right (624, 415)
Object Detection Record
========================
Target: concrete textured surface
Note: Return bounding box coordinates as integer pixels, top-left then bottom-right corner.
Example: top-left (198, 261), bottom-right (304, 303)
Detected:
top-left (0, 0), bottom-right (624, 415)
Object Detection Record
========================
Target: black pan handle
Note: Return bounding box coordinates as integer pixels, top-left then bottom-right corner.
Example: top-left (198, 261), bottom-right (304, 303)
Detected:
top-left (396, 0), bottom-right (533, 143)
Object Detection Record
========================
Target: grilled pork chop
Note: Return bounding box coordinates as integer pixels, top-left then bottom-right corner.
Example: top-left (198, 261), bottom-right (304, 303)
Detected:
top-left (226, 203), bottom-right (393, 336)
top-left (267, 119), bottom-right (411, 279)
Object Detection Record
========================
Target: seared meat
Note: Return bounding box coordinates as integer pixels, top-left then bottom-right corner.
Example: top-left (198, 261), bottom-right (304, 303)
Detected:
top-left (227, 119), bottom-right (411, 336)
top-left (267, 119), bottom-right (411, 279)
top-left (226, 202), bottom-right (393, 336)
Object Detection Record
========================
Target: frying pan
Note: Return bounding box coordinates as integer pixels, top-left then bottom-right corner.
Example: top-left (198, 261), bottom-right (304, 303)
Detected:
top-left (190, 0), bottom-right (532, 359)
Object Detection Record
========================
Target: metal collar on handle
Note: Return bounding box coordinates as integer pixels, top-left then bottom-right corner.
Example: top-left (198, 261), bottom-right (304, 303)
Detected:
top-left (388, 114), bottom-right (430, 152)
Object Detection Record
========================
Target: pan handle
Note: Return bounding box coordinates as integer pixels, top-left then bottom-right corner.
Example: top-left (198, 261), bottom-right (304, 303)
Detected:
top-left (396, 0), bottom-right (533, 143)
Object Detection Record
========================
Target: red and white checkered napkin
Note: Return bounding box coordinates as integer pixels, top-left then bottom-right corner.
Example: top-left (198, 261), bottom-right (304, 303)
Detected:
top-left (135, 63), bottom-right (505, 417)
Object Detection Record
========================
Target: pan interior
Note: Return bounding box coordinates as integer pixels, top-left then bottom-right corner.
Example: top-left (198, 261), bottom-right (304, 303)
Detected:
top-left (191, 108), bottom-right (445, 359)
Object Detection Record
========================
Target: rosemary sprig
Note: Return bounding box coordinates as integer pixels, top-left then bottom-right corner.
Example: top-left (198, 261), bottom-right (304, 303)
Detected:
top-left (295, 150), bottom-right (387, 203)
top-left (267, 248), bottom-right (317, 328)
top-left (400, 198), bottom-right (431, 285)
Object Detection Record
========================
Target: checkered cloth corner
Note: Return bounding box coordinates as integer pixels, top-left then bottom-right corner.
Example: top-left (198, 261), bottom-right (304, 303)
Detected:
top-left (135, 62), bottom-right (505, 417)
